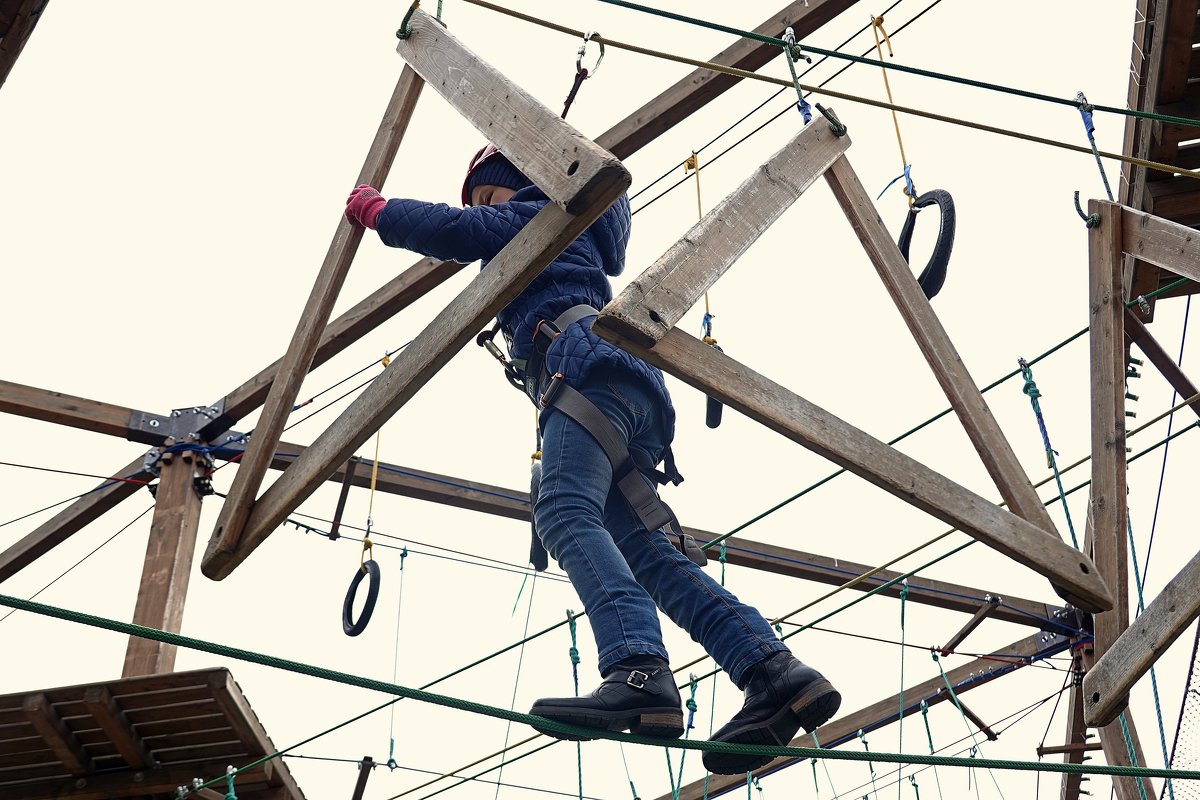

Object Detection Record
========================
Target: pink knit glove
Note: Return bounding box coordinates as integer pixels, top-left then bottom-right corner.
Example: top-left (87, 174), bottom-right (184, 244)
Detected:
top-left (345, 185), bottom-right (387, 229)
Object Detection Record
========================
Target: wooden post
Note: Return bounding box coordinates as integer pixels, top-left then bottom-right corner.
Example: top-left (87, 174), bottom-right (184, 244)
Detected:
top-left (1059, 652), bottom-right (1090, 800)
top-left (0, 0), bottom-right (49, 90)
top-left (207, 65), bottom-right (427, 569)
top-left (593, 326), bottom-right (1113, 611)
top-left (123, 446), bottom-right (205, 677)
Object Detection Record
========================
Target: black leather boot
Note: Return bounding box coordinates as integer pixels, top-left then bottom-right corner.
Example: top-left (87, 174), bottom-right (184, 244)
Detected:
top-left (703, 652), bottom-right (841, 775)
top-left (529, 658), bottom-right (684, 741)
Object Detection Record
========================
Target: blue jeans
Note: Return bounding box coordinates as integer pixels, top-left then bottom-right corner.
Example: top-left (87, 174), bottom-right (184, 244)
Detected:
top-left (534, 368), bottom-right (787, 685)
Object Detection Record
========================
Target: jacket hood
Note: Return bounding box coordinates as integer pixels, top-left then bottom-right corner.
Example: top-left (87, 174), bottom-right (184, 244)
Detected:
top-left (511, 186), bottom-right (629, 277)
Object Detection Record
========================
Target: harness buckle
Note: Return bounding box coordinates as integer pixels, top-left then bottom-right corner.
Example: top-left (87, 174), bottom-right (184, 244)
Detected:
top-left (539, 372), bottom-right (566, 408)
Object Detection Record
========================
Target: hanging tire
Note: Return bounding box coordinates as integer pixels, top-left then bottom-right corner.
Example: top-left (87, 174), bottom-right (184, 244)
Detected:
top-left (342, 559), bottom-right (381, 637)
top-left (897, 189), bottom-right (955, 300)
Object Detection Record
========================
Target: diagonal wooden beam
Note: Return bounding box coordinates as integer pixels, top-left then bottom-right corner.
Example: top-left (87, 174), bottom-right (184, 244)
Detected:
top-left (205, 189), bottom-right (628, 578)
top-left (0, 258), bottom-right (462, 584)
top-left (823, 155), bottom-right (1069, 556)
top-left (208, 63), bottom-right (428, 573)
top-left (599, 116), bottom-right (849, 348)
top-left (1084, 546), bottom-right (1200, 727)
top-left (592, 326), bottom-right (1113, 612)
top-left (1124, 307), bottom-right (1200, 422)
top-left (596, 0), bottom-right (858, 160)
top-left (0, 0), bottom-right (48, 91)
top-left (939, 595), bottom-right (1000, 655)
top-left (668, 630), bottom-right (1072, 800)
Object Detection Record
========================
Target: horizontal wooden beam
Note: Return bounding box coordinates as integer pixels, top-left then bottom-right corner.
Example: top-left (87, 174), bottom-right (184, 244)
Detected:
top-left (1124, 205), bottom-right (1200, 285)
top-left (396, 9), bottom-right (626, 214)
top-left (669, 630), bottom-right (1070, 800)
top-left (5, 762), bottom-right (273, 800)
top-left (596, 0), bottom-right (857, 159)
top-left (1083, 545), bottom-right (1200, 726)
top-left (207, 63), bottom-right (427, 581)
top-left (600, 116), bottom-right (848, 348)
top-left (593, 327), bottom-right (1113, 612)
top-left (0, 380), bottom-right (134, 440)
top-left (21, 693), bottom-right (90, 777)
top-left (205, 182), bottom-right (629, 579)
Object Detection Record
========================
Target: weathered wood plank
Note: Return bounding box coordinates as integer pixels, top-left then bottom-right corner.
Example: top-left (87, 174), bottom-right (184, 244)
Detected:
top-left (20, 694), bottom-right (90, 777)
top-left (0, 0), bottom-right (46, 91)
top-left (669, 631), bottom-right (1069, 800)
top-left (1121, 205), bottom-right (1200, 284)
top-left (205, 65), bottom-right (426, 564)
top-left (205, 174), bottom-right (628, 578)
top-left (597, 0), bottom-right (858, 159)
top-left (1084, 546), bottom-right (1200, 726)
top-left (938, 596), bottom-right (999, 655)
top-left (395, 9), bottom-right (626, 213)
top-left (79, 687), bottom-right (153, 771)
top-left (592, 326), bottom-right (1112, 612)
top-left (0, 380), bottom-right (133, 439)
top-left (123, 449), bottom-right (204, 678)
top-left (600, 116), bottom-right (849, 348)
top-left (824, 155), bottom-right (1068, 551)
top-left (1088, 200), bottom-right (1129, 667)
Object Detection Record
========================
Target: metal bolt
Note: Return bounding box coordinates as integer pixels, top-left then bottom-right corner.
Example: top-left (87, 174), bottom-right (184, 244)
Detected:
top-left (149, 419), bottom-right (160, 428)
top-left (171, 410), bottom-right (181, 417)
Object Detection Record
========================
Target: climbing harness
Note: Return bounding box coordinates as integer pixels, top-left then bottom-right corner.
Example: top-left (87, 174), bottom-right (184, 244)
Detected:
top-left (897, 189), bottom-right (955, 300)
top-left (343, 540), bottom-right (381, 637)
top-left (561, 31), bottom-right (604, 119)
top-left (523, 305), bottom-right (706, 567)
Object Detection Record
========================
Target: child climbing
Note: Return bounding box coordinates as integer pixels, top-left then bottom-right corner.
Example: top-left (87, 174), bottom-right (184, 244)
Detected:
top-left (343, 146), bottom-right (841, 774)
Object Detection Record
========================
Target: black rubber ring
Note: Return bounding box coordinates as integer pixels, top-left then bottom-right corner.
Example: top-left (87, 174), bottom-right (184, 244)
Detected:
top-left (897, 189), bottom-right (956, 300)
top-left (342, 559), bottom-right (381, 637)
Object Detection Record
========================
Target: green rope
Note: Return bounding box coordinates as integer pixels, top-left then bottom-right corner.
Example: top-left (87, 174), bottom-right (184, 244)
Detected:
top-left (387, 547), bottom-right (409, 769)
top-left (1017, 359), bottom-right (1079, 548)
top-left (1127, 514), bottom-right (1176, 800)
top-left (908, 774), bottom-right (920, 799)
top-left (224, 766), bottom-right (237, 800)
top-left (618, 743), bottom-right (641, 800)
top-left (857, 728), bottom-right (880, 797)
top-left (812, 730), bottom-right (840, 797)
top-left (566, 609), bottom-right (584, 800)
top-left (919, 700), bottom-right (946, 800)
top-left (1118, 712), bottom-right (1150, 800)
top-left (589, 0), bottom-right (1200, 129)
top-left (494, 572), bottom-right (539, 800)
top-left (930, 652), bottom-right (1004, 800)
top-left (667, 676), bottom-right (701, 798)
top-left (7, 594), bottom-right (1197, 780)
top-left (898, 581), bottom-right (909, 795)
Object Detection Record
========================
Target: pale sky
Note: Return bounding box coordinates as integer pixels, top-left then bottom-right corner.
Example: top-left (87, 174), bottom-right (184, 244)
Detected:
top-left (1, 2), bottom-right (1197, 799)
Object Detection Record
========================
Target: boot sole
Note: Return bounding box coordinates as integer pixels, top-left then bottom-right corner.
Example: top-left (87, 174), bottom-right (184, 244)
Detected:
top-left (530, 703), bottom-right (685, 742)
top-left (702, 678), bottom-right (841, 775)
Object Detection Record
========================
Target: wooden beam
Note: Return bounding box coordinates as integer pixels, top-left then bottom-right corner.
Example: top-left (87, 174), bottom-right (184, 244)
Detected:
top-left (1124, 307), bottom-right (1200, 421)
top-left (123, 447), bottom-right (205, 677)
top-left (205, 670), bottom-right (305, 800)
top-left (824, 156), bottom-right (1068, 547)
top-left (80, 686), bottom-right (154, 770)
top-left (667, 631), bottom-right (1070, 800)
top-left (1120, 205), bottom-right (1200, 284)
top-left (592, 326), bottom-right (1113, 612)
top-left (350, 756), bottom-right (374, 800)
top-left (0, 0), bottom-right (47, 91)
top-left (20, 693), bottom-right (91, 777)
top-left (1084, 545), bottom-right (1200, 726)
top-left (0, 257), bottom-right (462, 584)
top-left (953, 697), bottom-right (998, 741)
top-left (1088, 200), bottom-right (1129, 664)
top-left (938, 595), bottom-right (999, 655)
top-left (7, 762), bottom-right (273, 800)
top-left (1037, 742), bottom-right (1102, 757)
top-left (395, 10), bottom-right (626, 214)
top-left (0, 455), bottom-right (148, 583)
top-left (0, 380), bottom-right (133, 439)
top-left (600, 116), bottom-right (849, 348)
top-left (207, 64), bottom-right (427, 577)
top-left (205, 182), bottom-right (629, 579)
top-left (596, 0), bottom-right (858, 159)
top-left (1059, 654), bottom-right (1089, 800)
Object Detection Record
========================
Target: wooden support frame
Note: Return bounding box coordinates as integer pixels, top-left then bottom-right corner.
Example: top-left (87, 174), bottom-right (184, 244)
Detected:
top-left (123, 447), bottom-right (205, 677)
top-left (596, 140), bottom-right (1108, 609)
top-left (21, 693), bottom-right (91, 777)
top-left (666, 630), bottom-right (1072, 800)
top-left (0, 0), bottom-right (48, 91)
top-left (203, 8), bottom-right (631, 579)
top-left (80, 686), bottom-right (154, 770)
top-left (938, 595), bottom-right (999, 655)
top-left (1125, 308), bottom-right (1200, 422)
top-left (207, 64), bottom-right (428, 571)
top-left (593, 328), bottom-right (1111, 611)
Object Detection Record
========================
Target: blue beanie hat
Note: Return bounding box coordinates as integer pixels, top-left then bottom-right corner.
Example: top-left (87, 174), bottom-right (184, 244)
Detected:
top-left (466, 153), bottom-right (532, 203)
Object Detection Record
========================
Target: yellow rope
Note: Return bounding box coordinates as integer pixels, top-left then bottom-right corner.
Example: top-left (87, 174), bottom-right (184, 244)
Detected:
top-left (684, 152), bottom-right (718, 345)
top-left (459, 0), bottom-right (1200, 182)
top-left (871, 15), bottom-right (913, 208)
top-left (362, 354), bottom-right (391, 567)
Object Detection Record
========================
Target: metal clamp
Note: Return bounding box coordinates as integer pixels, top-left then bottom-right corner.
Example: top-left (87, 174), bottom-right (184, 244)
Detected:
top-left (577, 31), bottom-right (604, 76)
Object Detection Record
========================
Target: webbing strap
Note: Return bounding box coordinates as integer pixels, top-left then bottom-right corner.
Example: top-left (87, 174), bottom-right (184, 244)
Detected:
top-left (544, 382), bottom-right (706, 567)
top-left (551, 304), bottom-right (601, 333)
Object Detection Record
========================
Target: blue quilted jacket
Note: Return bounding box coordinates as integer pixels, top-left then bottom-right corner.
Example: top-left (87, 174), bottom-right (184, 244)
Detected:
top-left (374, 186), bottom-right (675, 434)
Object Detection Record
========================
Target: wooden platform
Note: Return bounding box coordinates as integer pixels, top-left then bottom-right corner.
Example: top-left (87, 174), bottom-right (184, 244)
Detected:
top-left (1121, 0), bottom-right (1200, 317)
top-left (0, 668), bottom-right (305, 800)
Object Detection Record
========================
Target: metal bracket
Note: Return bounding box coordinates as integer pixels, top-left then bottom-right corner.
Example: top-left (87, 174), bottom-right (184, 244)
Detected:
top-left (128, 400), bottom-right (226, 446)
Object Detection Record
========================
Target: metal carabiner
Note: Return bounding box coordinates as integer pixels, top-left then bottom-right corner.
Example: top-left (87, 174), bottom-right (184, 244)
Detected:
top-left (576, 31), bottom-right (604, 77)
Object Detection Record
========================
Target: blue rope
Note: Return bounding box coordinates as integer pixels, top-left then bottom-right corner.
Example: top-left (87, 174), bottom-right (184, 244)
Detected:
top-left (1075, 91), bottom-right (1115, 203)
top-left (877, 164), bottom-right (914, 201)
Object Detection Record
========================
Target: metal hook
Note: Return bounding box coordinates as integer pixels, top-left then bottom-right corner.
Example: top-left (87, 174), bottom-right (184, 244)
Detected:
top-left (1073, 191), bottom-right (1100, 228)
top-left (576, 31), bottom-right (604, 77)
